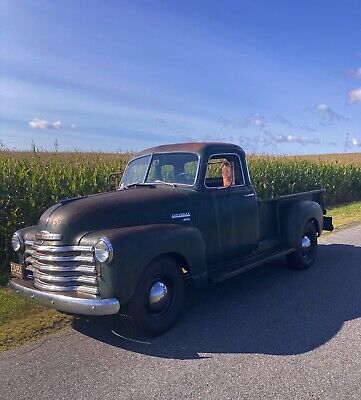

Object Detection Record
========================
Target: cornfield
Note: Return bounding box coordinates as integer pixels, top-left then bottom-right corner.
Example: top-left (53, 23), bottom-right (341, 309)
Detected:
top-left (1, 150), bottom-right (361, 273)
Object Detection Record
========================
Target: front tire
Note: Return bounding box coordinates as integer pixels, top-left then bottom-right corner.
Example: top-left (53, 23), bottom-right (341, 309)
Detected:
top-left (126, 256), bottom-right (185, 336)
top-left (286, 221), bottom-right (317, 270)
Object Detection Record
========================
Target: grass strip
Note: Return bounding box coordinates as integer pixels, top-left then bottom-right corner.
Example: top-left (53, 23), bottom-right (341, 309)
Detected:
top-left (327, 201), bottom-right (361, 232)
top-left (0, 289), bottom-right (71, 352)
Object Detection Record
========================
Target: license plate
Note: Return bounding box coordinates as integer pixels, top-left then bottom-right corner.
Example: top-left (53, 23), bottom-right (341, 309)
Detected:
top-left (10, 262), bottom-right (24, 279)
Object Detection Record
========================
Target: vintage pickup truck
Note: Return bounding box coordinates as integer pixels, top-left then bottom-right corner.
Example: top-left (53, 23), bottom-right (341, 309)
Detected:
top-left (9, 142), bottom-right (333, 335)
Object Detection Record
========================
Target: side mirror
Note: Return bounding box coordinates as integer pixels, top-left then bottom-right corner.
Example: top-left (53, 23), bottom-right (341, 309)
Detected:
top-left (107, 172), bottom-right (123, 191)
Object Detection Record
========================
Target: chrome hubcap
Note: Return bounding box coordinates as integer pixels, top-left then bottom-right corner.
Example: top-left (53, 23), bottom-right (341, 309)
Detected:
top-left (301, 235), bottom-right (311, 255)
top-left (148, 281), bottom-right (170, 313)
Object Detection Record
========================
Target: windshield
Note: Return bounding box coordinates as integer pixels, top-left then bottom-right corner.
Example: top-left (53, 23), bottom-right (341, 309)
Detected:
top-left (121, 152), bottom-right (199, 187)
top-left (121, 155), bottom-right (151, 187)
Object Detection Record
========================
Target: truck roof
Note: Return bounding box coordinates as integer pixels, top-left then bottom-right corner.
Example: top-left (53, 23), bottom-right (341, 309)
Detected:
top-left (135, 142), bottom-right (245, 158)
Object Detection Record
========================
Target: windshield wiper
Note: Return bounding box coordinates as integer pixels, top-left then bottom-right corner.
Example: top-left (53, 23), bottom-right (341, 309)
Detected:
top-left (154, 180), bottom-right (177, 187)
top-left (121, 180), bottom-right (177, 190)
top-left (121, 182), bottom-right (155, 190)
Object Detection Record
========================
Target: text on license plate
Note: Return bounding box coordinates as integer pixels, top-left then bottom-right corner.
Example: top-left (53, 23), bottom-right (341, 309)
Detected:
top-left (10, 262), bottom-right (23, 279)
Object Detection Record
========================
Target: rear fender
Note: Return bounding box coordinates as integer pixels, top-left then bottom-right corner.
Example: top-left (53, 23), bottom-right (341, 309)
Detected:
top-left (80, 224), bottom-right (207, 305)
top-left (281, 200), bottom-right (323, 248)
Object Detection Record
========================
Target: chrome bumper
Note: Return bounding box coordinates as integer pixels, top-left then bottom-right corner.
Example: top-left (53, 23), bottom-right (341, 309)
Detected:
top-left (9, 278), bottom-right (120, 316)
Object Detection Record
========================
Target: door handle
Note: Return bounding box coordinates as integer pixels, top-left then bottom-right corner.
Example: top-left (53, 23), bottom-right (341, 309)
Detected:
top-left (244, 193), bottom-right (255, 197)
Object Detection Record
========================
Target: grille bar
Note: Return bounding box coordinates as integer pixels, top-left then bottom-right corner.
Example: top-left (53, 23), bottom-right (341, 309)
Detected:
top-left (25, 244), bottom-right (93, 253)
top-left (33, 270), bottom-right (98, 285)
top-left (25, 257), bottom-right (96, 274)
top-left (30, 253), bottom-right (94, 263)
top-left (34, 280), bottom-right (99, 295)
top-left (24, 240), bottom-right (99, 296)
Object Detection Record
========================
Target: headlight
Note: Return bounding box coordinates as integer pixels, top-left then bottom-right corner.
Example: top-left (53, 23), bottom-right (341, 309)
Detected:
top-left (11, 232), bottom-right (24, 252)
top-left (94, 237), bottom-right (113, 263)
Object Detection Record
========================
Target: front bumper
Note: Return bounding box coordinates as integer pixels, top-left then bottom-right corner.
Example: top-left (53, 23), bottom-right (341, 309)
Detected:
top-left (9, 278), bottom-right (120, 316)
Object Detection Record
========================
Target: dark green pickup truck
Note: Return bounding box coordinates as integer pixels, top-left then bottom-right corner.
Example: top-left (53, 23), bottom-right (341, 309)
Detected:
top-left (9, 142), bottom-right (333, 335)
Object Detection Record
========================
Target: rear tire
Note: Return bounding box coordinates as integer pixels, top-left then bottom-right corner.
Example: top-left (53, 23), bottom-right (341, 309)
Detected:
top-left (126, 256), bottom-right (185, 336)
top-left (286, 221), bottom-right (317, 270)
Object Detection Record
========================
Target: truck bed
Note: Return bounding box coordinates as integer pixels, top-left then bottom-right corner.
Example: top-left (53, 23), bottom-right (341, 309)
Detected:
top-left (258, 189), bottom-right (325, 242)
top-left (259, 189), bottom-right (326, 205)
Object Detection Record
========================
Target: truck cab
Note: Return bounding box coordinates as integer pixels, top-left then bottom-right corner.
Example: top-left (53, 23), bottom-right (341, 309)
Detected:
top-left (9, 142), bottom-right (333, 336)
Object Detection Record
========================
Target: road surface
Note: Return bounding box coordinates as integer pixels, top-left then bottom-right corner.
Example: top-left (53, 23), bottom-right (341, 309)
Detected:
top-left (1, 225), bottom-right (361, 400)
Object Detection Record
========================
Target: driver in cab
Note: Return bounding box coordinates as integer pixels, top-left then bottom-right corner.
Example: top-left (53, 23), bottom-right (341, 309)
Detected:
top-left (221, 160), bottom-right (234, 188)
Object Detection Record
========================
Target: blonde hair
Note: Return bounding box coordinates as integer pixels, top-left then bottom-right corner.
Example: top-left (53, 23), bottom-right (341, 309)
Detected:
top-left (221, 160), bottom-right (231, 170)
top-left (221, 160), bottom-right (234, 186)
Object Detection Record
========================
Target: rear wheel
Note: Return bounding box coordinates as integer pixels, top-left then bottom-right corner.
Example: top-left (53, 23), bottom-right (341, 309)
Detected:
top-left (126, 256), bottom-right (185, 336)
top-left (286, 221), bottom-right (317, 270)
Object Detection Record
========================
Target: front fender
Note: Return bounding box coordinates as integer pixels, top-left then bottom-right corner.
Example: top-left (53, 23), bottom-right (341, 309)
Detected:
top-left (80, 224), bottom-right (207, 305)
top-left (282, 200), bottom-right (323, 248)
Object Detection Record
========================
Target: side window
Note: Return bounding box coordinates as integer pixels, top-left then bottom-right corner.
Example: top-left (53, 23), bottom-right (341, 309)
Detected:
top-left (205, 154), bottom-right (244, 188)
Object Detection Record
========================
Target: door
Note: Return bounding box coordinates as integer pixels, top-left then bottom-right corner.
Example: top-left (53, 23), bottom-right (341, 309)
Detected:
top-left (204, 153), bottom-right (259, 264)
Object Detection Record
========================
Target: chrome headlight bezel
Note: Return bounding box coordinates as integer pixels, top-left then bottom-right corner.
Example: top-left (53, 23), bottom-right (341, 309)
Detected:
top-left (11, 232), bottom-right (24, 252)
top-left (94, 237), bottom-right (113, 263)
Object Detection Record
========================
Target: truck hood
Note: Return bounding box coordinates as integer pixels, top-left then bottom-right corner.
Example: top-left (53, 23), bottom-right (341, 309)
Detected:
top-left (37, 186), bottom-right (194, 245)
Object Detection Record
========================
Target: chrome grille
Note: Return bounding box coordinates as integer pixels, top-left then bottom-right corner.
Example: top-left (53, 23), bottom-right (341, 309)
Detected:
top-left (24, 241), bottom-right (98, 296)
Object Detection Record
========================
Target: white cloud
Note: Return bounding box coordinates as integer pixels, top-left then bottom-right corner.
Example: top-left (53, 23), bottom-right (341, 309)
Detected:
top-left (316, 104), bottom-right (327, 112)
top-left (29, 118), bottom-right (62, 130)
top-left (274, 134), bottom-right (320, 145)
top-left (217, 113), bottom-right (265, 129)
top-left (247, 113), bottom-right (265, 128)
top-left (348, 88), bottom-right (361, 103)
top-left (352, 138), bottom-right (361, 146)
top-left (237, 131), bottom-right (322, 152)
top-left (314, 103), bottom-right (347, 125)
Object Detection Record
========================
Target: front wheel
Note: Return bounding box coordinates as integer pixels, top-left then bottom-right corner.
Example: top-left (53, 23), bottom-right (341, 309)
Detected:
top-left (286, 221), bottom-right (317, 270)
top-left (125, 256), bottom-right (185, 336)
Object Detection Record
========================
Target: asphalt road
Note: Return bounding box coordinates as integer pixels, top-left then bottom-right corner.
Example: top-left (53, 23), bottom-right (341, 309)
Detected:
top-left (1, 225), bottom-right (361, 400)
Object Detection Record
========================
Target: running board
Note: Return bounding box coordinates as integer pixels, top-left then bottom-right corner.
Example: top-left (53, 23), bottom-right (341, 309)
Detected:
top-left (210, 247), bottom-right (295, 283)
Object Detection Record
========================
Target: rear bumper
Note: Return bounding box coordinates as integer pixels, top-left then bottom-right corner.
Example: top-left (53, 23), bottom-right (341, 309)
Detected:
top-left (323, 216), bottom-right (334, 232)
top-left (9, 278), bottom-right (120, 316)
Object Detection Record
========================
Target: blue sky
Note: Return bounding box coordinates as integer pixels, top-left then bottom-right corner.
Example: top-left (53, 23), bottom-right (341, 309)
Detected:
top-left (1, 0), bottom-right (361, 154)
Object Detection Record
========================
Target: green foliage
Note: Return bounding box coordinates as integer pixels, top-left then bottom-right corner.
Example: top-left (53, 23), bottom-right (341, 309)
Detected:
top-left (248, 155), bottom-right (361, 205)
top-left (1, 150), bottom-right (361, 274)
top-left (0, 151), bottom-right (129, 271)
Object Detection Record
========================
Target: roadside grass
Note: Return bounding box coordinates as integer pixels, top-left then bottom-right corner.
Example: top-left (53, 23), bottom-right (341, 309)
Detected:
top-left (0, 274), bottom-right (8, 286)
top-left (0, 200), bottom-right (361, 353)
top-left (0, 289), bottom-right (71, 352)
top-left (327, 201), bottom-right (361, 232)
